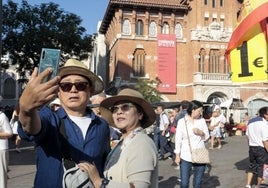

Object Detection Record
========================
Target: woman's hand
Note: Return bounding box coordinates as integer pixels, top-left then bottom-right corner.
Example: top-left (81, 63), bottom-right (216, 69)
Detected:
top-left (174, 154), bottom-right (181, 165)
top-left (193, 128), bottom-right (204, 136)
top-left (78, 162), bottom-right (102, 188)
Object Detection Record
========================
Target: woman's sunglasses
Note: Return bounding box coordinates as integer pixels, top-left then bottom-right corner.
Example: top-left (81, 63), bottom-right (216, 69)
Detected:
top-left (109, 103), bottom-right (135, 114)
top-left (59, 82), bottom-right (89, 92)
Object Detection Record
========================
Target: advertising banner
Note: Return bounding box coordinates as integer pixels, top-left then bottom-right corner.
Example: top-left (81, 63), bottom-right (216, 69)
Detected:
top-left (157, 34), bottom-right (177, 93)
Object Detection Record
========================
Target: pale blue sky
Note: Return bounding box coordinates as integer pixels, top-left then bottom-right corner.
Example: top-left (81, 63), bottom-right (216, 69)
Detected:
top-left (3, 0), bottom-right (110, 34)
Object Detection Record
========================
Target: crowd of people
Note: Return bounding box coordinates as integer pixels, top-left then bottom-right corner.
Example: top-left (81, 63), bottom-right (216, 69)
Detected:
top-left (0, 58), bottom-right (268, 188)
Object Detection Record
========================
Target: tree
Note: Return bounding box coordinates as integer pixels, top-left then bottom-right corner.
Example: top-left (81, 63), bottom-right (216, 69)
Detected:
top-left (134, 77), bottom-right (162, 103)
top-left (2, 0), bottom-right (93, 81)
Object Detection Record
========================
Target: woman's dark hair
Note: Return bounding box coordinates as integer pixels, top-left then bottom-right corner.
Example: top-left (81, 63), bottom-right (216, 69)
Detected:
top-left (186, 100), bottom-right (203, 116)
top-left (258, 106), bottom-right (268, 118)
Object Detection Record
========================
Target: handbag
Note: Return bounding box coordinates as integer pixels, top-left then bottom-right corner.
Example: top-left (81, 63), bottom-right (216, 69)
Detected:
top-left (60, 119), bottom-right (94, 188)
top-left (170, 124), bottom-right (176, 134)
top-left (185, 118), bottom-right (210, 164)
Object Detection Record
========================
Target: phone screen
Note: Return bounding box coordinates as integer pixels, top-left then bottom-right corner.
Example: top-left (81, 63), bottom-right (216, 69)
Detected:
top-left (38, 48), bottom-right (61, 82)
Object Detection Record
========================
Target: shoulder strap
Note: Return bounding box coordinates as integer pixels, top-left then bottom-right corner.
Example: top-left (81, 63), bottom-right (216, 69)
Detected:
top-left (184, 118), bottom-right (193, 153)
top-left (59, 119), bottom-right (75, 169)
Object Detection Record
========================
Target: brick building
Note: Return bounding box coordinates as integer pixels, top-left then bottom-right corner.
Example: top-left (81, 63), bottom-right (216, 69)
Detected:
top-left (95, 0), bottom-right (268, 121)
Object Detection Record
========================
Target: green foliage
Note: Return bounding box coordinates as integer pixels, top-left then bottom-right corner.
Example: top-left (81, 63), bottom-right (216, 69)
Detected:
top-left (2, 0), bottom-right (93, 80)
top-left (134, 77), bottom-right (162, 103)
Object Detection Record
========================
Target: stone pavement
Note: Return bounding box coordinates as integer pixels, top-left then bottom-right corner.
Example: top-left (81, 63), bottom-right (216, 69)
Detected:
top-left (7, 135), bottom-right (250, 188)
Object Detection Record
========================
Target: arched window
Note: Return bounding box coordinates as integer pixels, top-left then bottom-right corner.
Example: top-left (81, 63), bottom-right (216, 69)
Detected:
top-left (122, 19), bottom-right (131, 35)
top-left (149, 21), bottom-right (157, 37)
top-left (209, 49), bottom-right (220, 73)
top-left (3, 78), bottom-right (16, 99)
top-left (162, 22), bottom-right (169, 34)
top-left (135, 20), bottom-right (144, 36)
top-left (175, 23), bottom-right (183, 39)
top-left (132, 49), bottom-right (145, 77)
top-left (198, 48), bottom-right (206, 72)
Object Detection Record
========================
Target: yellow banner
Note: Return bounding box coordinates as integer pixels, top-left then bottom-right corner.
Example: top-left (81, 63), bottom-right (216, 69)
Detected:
top-left (230, 24), bottom-right (268, 83)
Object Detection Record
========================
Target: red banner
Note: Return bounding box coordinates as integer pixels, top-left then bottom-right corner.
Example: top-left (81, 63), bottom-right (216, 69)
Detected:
top-left (157, 34), bottom-right (177, 93)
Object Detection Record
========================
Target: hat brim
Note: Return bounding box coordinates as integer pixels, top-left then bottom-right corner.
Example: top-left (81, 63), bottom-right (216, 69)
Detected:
top-left (100, 95), bottom-right (156, 129)
top-left (58, 66), bottom-right (104, 95)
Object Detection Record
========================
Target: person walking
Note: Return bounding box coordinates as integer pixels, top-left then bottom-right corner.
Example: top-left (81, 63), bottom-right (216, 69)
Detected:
top-left (174, 100), bottom-right (209, 188)
top-left (245, 106), bottom-right (268, 188)
top-left (18, 59), bottom-right (111, 188)
top-left (156, 105), bottom-right (175, 160)
top-left (0, 96), bottom-right (13, 188)
top-left (209, 106), bottom-right (223, 149)
top-left (10, 104), bottom-right (21, 153)
top-left (78, 88), bottom-right (158, 188)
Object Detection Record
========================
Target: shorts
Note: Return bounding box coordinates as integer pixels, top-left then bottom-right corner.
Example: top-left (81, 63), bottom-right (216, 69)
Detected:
top-left (11, 121), bottom-right (18, 135)
top-left (210, 128), bottom-right (221, 137)
top-left (247, 146), bottom-right (268, 178)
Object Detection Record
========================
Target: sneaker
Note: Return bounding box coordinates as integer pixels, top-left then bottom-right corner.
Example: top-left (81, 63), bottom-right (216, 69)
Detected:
top-left (217, 145), bottom-right (222, 149)
top-left (16, 148), bottom-right (21, 153)
top-left (245, 185), bottom-right (251, 188)
top-left (177, 178), bottom-right (181, 182)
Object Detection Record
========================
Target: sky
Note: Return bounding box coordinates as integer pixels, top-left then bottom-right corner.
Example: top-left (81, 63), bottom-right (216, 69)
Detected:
top-left (3, 0), bottom-right (110, 35)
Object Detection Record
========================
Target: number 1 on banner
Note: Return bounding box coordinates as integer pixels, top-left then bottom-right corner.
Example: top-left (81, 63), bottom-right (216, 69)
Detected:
top-left (230, 25), bottom-right (268, 83)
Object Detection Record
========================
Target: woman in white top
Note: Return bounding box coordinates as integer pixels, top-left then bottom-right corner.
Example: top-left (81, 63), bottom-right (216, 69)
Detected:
top-left (174, 100), bottom-right (209, 188)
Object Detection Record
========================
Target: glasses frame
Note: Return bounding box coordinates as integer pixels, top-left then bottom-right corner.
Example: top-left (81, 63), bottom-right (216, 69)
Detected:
top-left (109, 103), bottom-right (136, 114)
top-left (59, 82), bottom-right (89, 92)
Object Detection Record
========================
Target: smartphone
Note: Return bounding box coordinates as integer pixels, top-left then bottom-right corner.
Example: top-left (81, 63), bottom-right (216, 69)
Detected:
top-left (38, 48), bottom-right (61, 82)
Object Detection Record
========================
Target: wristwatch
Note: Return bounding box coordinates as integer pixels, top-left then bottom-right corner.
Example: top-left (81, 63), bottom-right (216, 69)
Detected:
top-left (100, 178), bottom-right (110, 188)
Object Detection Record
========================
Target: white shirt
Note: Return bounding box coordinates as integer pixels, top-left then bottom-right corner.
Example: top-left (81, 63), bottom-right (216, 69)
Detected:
top-left (159, 113), bottom-right (169, 131)
top-left (174, 116), bottom-right (209, 162)
top-left (246, 116), bottom-right (268, 147)
top-left (0, 111), bottom-right (12, 150)
top-left (69, 115), bottom-right (91, 139)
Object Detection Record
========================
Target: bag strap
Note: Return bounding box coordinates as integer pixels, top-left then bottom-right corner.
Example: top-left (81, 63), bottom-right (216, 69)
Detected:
top-left (59, 119), bottom-right (76, 169)
top-left (184, 117), bottom-right (193, 154)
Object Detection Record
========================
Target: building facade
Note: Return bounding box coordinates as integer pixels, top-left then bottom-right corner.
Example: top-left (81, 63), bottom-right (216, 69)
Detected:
top-left (97, 0), bottom-right (268, 121)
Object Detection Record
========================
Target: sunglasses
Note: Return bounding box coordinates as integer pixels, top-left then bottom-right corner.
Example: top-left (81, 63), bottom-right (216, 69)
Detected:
top-left (109, 103), bottom-right (136, 114)
top-left (59, 82), bottom-right (89, 92)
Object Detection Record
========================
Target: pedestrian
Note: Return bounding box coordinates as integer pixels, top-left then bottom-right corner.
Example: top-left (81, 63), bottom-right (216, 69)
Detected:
top-left (245, 106), bottom-right (268, 188)
top-left (156, 105), bottom-right (175, 160)
top-left (209, 106), bottom-right (223, 149)
top-left (78, 88), bottom-right (158, 188)
top-left (18, 59), bottom-right (111, 188)
top-left (153, 108), bottom-right (161, 152)
top-left (229, 113), bottom-right (234, 126)
top-left (0, 96), bottom-right (13, 188)
top-left (90, 92), bottom-right (107, 116)
top-left (49, 98), bottom-right (61, 111)
top-left (10, 104), bottom-right (21, 153)
top-left (174, 100), bottom-right (209, 188)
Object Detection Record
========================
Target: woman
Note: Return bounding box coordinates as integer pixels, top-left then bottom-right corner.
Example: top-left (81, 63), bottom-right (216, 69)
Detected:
top-left (174, 100), bottom-right (209, 188)
top-left (10, 104), bottom-right (21, 153)
top-left (78, 88), bottom-right (158, 188)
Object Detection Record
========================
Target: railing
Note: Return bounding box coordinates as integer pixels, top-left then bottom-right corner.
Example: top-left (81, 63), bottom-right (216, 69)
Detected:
top-left (194, 72), bottom-right (232, 84)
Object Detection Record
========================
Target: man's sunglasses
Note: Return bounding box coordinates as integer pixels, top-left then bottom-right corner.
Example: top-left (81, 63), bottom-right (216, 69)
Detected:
top-left (109, 103), bottom-right (135, 114)
top-left (59, 82), bottom-right (89, 92)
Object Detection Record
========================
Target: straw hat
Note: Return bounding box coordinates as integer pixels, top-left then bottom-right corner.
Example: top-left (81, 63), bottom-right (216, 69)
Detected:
top-left (99, 88), bottom-right (156, 128)
top-left (57, 59), bottom-right (104, 95)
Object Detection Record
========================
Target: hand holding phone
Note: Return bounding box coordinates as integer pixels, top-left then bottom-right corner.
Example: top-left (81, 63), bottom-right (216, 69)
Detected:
top-left (38, 48), bottom-right (61, 83)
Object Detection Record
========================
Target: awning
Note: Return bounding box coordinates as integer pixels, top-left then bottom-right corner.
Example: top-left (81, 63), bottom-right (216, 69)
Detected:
top-left (220, 98), bottom-right (246, 109)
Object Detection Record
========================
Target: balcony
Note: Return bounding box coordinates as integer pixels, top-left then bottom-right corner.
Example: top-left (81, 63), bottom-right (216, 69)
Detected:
top-left (193, 72), bottom-right (232, 85)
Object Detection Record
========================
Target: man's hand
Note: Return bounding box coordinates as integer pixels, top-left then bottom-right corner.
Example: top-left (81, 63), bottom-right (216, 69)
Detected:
top-left (20, 67), bottom-right (60, 113)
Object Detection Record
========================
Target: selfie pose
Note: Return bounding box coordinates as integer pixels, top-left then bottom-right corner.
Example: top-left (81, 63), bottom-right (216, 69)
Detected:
top-left (18, 59), bottom-right (111, 188)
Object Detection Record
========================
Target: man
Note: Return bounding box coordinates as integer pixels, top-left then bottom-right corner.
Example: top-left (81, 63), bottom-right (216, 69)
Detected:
top-left (18, 59), bottom-right (111, 188)
top-left (0, 96), bottom-right (13, 188)
top-left (156, 105), bottom-right (175, 160)
top-left (245, 106), bottom-right (268, 188)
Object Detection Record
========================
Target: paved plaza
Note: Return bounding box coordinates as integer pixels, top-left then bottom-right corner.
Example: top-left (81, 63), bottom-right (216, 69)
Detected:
top-left (7, 135), bottom-right (250, 188)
